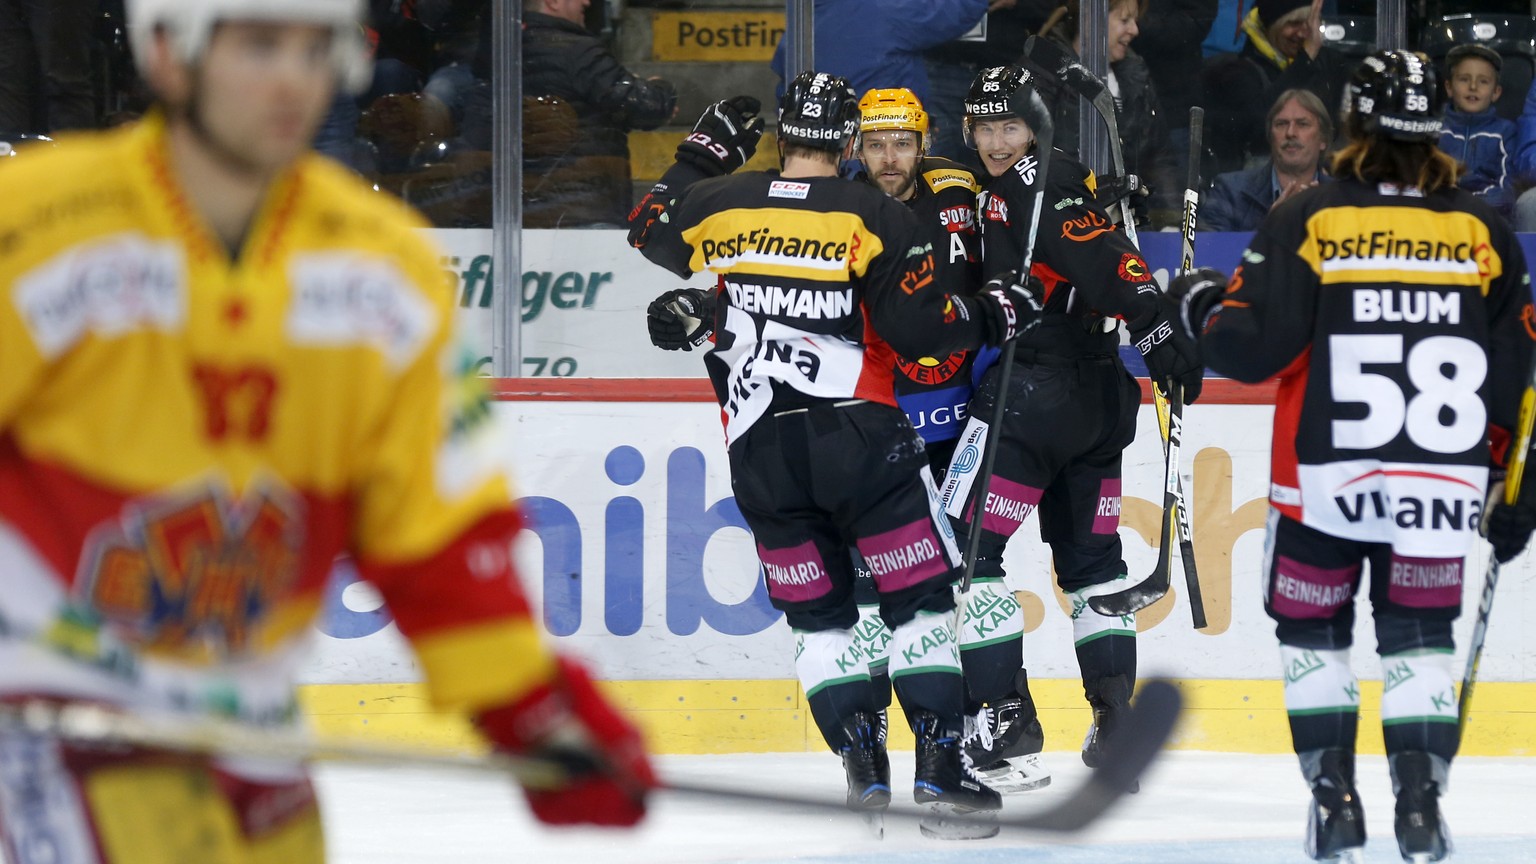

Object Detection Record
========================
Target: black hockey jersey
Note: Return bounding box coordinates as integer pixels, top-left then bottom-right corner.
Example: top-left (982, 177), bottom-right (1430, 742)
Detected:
top-left (977, 149), bottom-right (1160, 357)
top-left (852, 156), bottom-right (990, 446)
top-left (1201, 179), bottom-right (1534, 549)
top-left (640, 170), bottom-right (996, 443)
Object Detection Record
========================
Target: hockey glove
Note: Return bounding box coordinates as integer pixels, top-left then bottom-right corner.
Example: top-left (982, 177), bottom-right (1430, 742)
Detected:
top-left (627, 184), bottom-right (673, 250)
top-left (975, 270), bottom-right (1044, 345)
top-left (647, 288), bottom-right (714, 351)
top-left (675, 96), bottom-right (766, 176)
top-left (1131, 302), bottom-right (1206, 405)
top-left (475, 655), bottom-right (656, 827)
top-left (1166, 267), bottom-right (1227, 340)
top-left (1485, 476), bottom-right (1536, 564)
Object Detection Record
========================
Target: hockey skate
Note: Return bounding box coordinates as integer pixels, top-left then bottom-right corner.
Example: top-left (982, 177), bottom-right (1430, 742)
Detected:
top-left (1081, 680), bottom-right (1138, 794)
top-left (1391, 751), bottom-right (1451, 863)
top-left (911, 711), bottom-right (1002, 840)
top-left (963, 698), bottom-right (1051, 793)
top-left (1302, 749), bottom-right (1366, 863)
top-left (838, 712), bottom-right (890, 839)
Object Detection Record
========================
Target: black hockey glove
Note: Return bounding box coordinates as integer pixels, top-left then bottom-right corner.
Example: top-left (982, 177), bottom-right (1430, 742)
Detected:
top-left (1167, 267), bottom-right (1228, 340)
top-left (675, 96), bottom-right (766, 176)
top-left (1131, 301), bottom-right (1206, 405)
top-left (975, 270), bottom-right (1044, 345)
top-left (1485, 474), bottom-right (1536, 564)
top-left (627, 183), bottom-right (673, 250)
top-left (647, 288), bottom-right (714, 351)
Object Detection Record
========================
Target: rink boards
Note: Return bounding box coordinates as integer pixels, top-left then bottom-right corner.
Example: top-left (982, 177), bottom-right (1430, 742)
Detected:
top-left (296, 383), bottom-right (1536, 758)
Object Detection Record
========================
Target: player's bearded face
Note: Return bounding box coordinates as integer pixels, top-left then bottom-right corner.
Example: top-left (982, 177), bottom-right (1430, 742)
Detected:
top-left (858, 130), bottom-right (921, 200)
top-left (971, 118), bottom-right (1035, 178)
top-left (183, 22), bottom-right (339, 175)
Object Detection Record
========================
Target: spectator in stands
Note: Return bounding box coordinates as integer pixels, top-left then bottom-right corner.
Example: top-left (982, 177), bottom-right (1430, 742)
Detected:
top-left (523, 0), bottom-right (677, 227)
top-left (1202, 88), bottom-right (1330, 231)
top-left (1131, 0), bottom-right (1217, 183)
top-left (1201, 0), bottom-right (1346, 174)
top-left (1032, 0), bottom-right (1180, 227)
top-left (1439, 45), bottom-right (1516, 218)
top-left (923, 0), bottom-right (1036, 164)
top-left (769, 0), bottom-right (989, 107)
top-left (0, 0), bottom-right (97, 138)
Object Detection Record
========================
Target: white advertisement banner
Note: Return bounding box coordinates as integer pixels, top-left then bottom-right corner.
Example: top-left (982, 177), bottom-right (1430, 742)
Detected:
top-left (432, 228), bottom-right (708, 378)
top-left (302, 402), bottom-right (1536, 686)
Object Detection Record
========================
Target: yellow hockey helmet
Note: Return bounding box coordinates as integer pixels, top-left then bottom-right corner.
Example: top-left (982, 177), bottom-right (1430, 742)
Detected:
top-left (858, 88), bottom-right (930, 153)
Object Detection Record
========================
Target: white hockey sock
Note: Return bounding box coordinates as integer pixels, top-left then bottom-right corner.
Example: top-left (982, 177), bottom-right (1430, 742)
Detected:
top-left (1380, 649), bottom-right (1457, 730)
top-left (794, 628), bottom-right (870, 701)
top-left (960, 579), bottom-right (1025, 650)
top-left (1280, 645), bottom-right (1360, 716)
top-left (1069, 582), bottom-right (1137, 647)
top-left (853, 601), bottom-right (892, 677)
top-left (887, 611), bottom-right (962, 681)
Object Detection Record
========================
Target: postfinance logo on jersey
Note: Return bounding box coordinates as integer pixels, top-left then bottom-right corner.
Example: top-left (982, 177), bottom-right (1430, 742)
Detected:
top-left (1302, 209), bottom-right (1499, 288)
top-left (685, 209), bottom-right (882, 277)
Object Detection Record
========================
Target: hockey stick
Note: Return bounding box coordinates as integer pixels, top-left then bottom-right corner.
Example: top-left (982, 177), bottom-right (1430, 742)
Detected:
top-left (956, 86), bottom-right (1056, 597)
top-left (1459, 379), bottom-right (1536, 736)
top-left (1172, 107), bottom-right (1207, 628)
top-left (1021, 36), bottom-right (1191, 618)
top-left (0, 679), bottom-right (1182, 835)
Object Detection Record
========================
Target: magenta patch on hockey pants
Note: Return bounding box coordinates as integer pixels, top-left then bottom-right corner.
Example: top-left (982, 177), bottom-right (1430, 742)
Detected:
top-left (1269, 555), bottom-right (1359, 619)
top-left (758, 540), bottom-right (833, 603)
top-left (1386, 555), bottom-right (1463, 609)
top-left (1091, 478), bottom-right (1123, 534)
top-left (856, 519), bottom-right (952, 593)
top-left (964, 475), bottom-right (1043, 537)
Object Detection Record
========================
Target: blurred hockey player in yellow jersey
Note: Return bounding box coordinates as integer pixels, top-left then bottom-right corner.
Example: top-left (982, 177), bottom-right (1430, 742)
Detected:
top-left (0, 2), bottom-right (654, 862)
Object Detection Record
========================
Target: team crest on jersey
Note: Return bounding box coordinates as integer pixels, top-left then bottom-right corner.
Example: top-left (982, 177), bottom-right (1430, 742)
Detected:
top-left (1117, 253), bottom-right (1150, 282)
top-left (1522, 303), bottom-right (1536, 341)
top-left (76, 482), bottom-right (305, 661)
top-left (896, 351), bottom-right (968, 386)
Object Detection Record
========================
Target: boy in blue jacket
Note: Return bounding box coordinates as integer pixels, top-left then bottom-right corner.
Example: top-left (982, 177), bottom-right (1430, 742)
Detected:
top-left (1439, 44), bottom-right (1516, 216)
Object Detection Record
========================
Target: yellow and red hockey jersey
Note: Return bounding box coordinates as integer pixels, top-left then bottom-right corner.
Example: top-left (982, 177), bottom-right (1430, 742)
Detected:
top-left (0, 114), bottom-right (552, 724)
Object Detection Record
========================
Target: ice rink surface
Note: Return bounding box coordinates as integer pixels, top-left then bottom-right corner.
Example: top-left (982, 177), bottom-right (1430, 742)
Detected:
top-left (318, 750), bottom-right (1535, 863)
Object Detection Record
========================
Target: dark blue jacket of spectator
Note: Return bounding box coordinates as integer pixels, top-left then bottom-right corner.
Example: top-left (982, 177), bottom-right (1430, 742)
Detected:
top-left (770, 0), bottom-right (988, 105)
top-left (1202, 160), bottom-right (1325, 232)
top-left (1440, 106), bottom-right (1516, 216)
top-left (1507, 85), bottom-right (1536, 184)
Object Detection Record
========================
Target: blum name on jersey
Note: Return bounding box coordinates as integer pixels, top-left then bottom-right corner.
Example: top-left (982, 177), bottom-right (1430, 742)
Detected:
top-left (0, 115), bottom-right (551, 722)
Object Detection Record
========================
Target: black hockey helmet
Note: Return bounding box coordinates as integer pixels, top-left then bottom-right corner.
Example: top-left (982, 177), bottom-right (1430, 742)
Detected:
top-left (1341, 49), bottom-right (1444, 143)
top-left (778, 71), bottom-right (860, 152)
top-left (962, 65), bottom-right (1040, 148)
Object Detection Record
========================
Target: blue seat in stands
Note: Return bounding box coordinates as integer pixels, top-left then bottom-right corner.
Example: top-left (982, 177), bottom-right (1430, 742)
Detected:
top-left (1420, 15), bottom-right (1536, 122)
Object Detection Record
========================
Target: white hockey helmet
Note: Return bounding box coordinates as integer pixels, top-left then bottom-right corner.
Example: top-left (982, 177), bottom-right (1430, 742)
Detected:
top-left (125, 0), bottom-right (372, 94)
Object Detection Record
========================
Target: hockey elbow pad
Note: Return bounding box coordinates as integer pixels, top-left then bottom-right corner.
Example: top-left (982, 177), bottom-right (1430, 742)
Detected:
top-left (475, 655), bottom-right (656, 827)
top-left (647, 288), bottom-right (714, 351)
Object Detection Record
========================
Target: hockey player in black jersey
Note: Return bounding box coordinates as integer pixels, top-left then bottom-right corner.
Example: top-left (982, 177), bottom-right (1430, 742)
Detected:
top-left (1165, 50), bottom-right (1536, 863)
top-left (628, 72), bottom-right (1045, 834)
top-left (849, 87), bottom-right (1050, 794)
top-left (936, 65), bottom-right (1205, 784)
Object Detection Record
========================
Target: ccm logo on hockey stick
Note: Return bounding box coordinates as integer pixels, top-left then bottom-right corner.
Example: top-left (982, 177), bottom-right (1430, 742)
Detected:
top-left (1135, 320), bottom-right (1173, 354)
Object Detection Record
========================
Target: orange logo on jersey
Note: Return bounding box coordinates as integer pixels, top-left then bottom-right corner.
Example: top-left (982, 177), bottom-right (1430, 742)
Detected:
top-left (897, 351), bottom-right (968, 386)
top-left (1117, 253), bottom-right (1149, 281)
top-left (1475, 242), bottom-right (1494, 279)
top-left (79, 484), bottom-right (304, 660)
top-left (1061, 211), bottom-right (1114, 242)
top-left (1521, 303), bottom-right (1536, 341)
top-left (900, 255), bottom-right (935, 295)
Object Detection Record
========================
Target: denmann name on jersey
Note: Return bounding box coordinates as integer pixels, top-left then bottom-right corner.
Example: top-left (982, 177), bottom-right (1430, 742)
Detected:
top-left (726, 279), bottom-right (854, 319)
